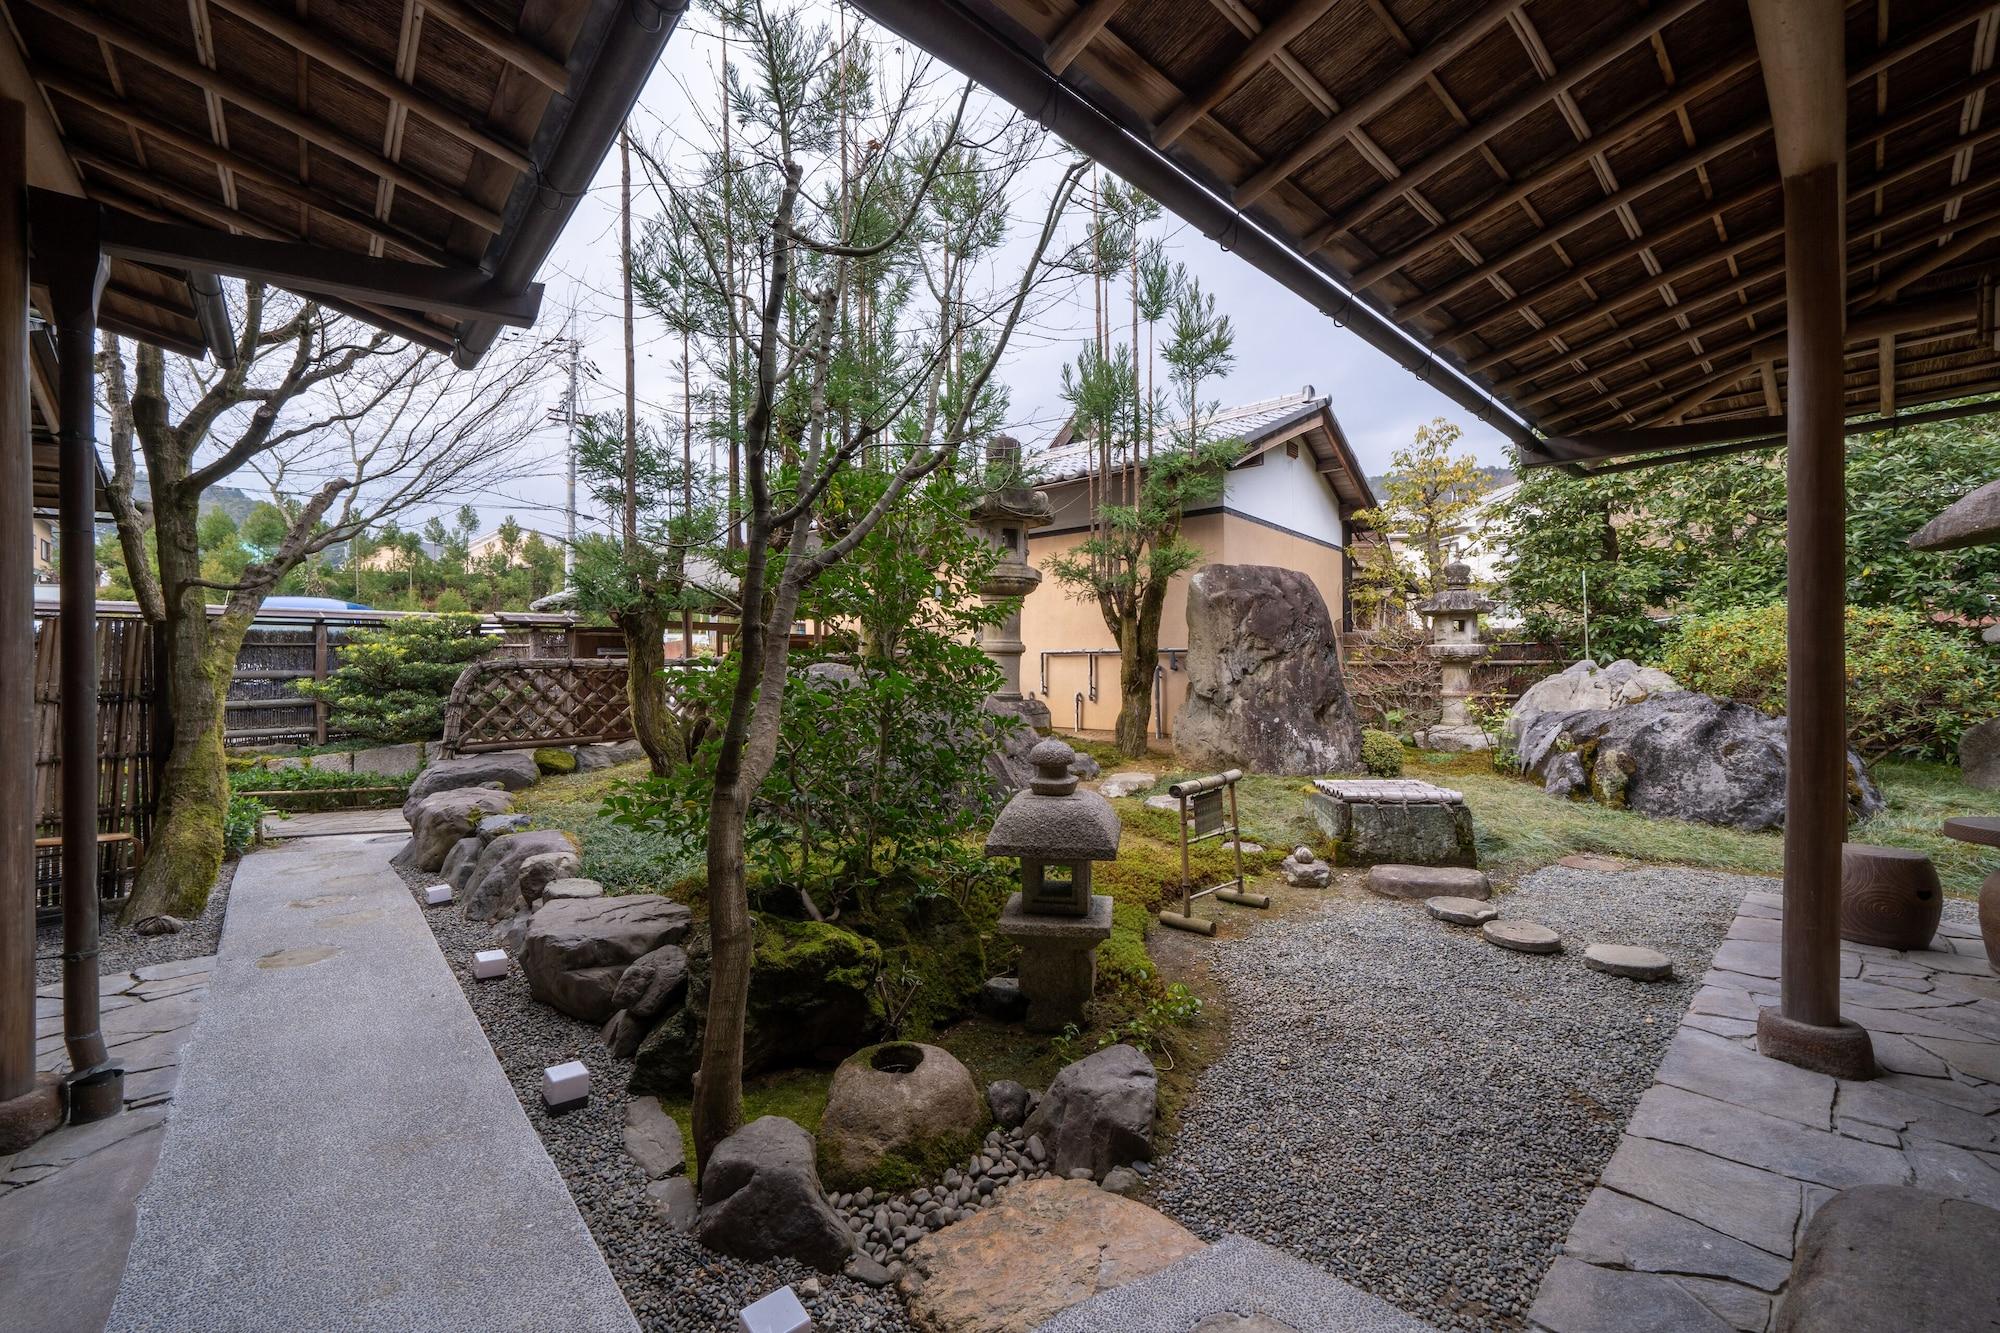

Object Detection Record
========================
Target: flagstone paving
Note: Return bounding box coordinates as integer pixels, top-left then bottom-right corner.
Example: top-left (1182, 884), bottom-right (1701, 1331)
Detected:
top-left (1527, 889), bottom-right (1999, 1333)
top-left (0, 958), bottom-right (214, 1333)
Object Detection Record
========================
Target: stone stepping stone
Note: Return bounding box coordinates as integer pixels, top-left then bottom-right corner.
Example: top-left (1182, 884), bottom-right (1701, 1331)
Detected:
top-left (1558, 852), bottom-right (1635, 873)
top-left (1366, 864), bottom-right (1491, 901)
top-left (1584, 943), bottom-right (1674, 980)
top-left (1426, 896), bottom-right (1500, 926)
top-left (1100, 772), bottom-right (1155, 799)
top-left (1482, 920), bottom-right (1562, 954)
top-left (1143, 794), bottom-right (1180, 813)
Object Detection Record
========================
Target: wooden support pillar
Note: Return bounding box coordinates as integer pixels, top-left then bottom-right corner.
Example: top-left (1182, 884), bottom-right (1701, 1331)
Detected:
top-left (0, 98), bottom-right (64, 1152)
top-left (35, 189), bottom-right (124, 1117)
top-left (1749, 0), bottom-right (1875, 1080)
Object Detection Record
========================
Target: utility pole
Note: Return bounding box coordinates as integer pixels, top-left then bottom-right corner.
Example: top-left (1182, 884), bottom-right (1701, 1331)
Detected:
top-left (621, 128), bottom-right (638, 552)
top-left (564, 318), bottom-right (579, 575)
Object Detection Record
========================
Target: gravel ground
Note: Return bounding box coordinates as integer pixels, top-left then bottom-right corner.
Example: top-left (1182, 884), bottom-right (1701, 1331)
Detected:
top-left (1148, 863), bottom-right (1756, 1333)
top-left (392, 858), bottom-right (917, 1333)
top-left (35, 857), bottom-right (239, 986)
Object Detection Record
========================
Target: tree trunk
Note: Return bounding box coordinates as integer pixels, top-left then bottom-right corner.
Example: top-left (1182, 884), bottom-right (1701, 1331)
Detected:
top-left (616, 604), bottom-right (681, 777)
top-left (1113, 619), bottom-right (1154, 756)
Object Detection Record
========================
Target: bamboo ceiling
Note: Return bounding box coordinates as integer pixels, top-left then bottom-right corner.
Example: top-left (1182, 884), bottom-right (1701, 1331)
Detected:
top-left (850, 0), bottom-right (2000, 464)
top-left (2, 0), bottom-right (665, 361)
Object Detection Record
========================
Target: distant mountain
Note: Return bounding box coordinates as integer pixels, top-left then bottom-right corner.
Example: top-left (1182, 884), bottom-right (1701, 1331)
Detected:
top-left (129, 475), bottom-right (259, 524)
top-left (1365, 463), bottom-right (1515, 499)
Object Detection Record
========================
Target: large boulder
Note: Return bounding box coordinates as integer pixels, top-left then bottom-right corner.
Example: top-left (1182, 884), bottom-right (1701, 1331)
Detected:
top-left (401, 751), bottom-right (541, 821)
top-left (1517, 692), bottom-right (1881, 831)
top-left (520, 895), bottom-right (693, 1023)
top-left (630, 916), bottom-right (882, 1097)
top-left (817, 1042), bottom-right (986, 1190)
top-left (460, 830), bottom-right (579, 922)
top-left (1023, 1043), bottom-right (1157, 1183)
top-left (573, 740), bottom-right (647, 772)
top-left (1777, 1185), bottom-right (2000, 1333)
top-left (1505, 658), bottom-right (1682, 744)
top-left (694, 1116), bottom-right (855, 1272)
top-left (394, 787), bottom-right (513, 872)
top-left (898, 1178), bottom-right (1202, 1333)
top-left (1962, 717), bottom-right (2000, 791)
top-left (1173, 564), bottom-right (1362, 776)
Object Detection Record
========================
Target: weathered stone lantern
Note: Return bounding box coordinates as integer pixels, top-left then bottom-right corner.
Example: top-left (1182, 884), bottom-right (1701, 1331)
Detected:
top-left (1415, 560), bottom-right (1495, 752)
top-left (987, 738), bottom-right (1119, 1030)
top-left (969, 435), bottom-right (1055, 730)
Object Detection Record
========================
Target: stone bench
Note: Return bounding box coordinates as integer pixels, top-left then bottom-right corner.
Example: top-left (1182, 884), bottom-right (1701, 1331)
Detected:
top-left (1306, 778), bottom-right (1476, 868)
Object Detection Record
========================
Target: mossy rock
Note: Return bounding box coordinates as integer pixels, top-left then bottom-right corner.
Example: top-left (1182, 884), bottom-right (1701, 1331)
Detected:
top-left (533, 747), bottom-right (579, 776)
top-left (630, 915), bottom-right (884, 1097)
top-left (816, 1041), bottom-right (987, 1192)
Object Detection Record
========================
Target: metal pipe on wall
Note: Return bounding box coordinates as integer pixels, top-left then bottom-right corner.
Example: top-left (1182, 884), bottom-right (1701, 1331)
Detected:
top-left (37, 190), bottom-right (122, 1118)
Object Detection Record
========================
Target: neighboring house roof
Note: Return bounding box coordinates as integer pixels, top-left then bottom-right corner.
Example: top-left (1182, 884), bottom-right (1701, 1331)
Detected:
top-left (470, 526), bottom-right (561, 551)
top-left (1026, 389), bottom-right (1378, 516)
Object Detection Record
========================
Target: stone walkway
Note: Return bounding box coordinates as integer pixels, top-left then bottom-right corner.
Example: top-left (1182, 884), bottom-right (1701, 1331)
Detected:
top-left (260, 806), bottom-right (409, 839)
top-left (0, 957), bottom-right (213, 1332)
top-left (105, 830), bottom-right (638, 1332)
top-left (1528, 888), bottom-right (1999, 1332)
top-left (1036, 1234), bottom-right (1440, 1333)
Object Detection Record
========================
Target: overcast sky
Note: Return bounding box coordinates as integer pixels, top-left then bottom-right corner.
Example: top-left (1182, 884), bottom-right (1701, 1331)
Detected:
top-left (476, 4), bottom-right (1517, 539)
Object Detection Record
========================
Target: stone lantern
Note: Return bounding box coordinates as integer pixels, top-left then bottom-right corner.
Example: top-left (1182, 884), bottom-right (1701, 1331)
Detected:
top-left (986, 738), bottom-right (1119, 1030)
top-left (969, 435), bottom-right (1055, 730)
top-left (1415, 560), bottom-right (1495, 752)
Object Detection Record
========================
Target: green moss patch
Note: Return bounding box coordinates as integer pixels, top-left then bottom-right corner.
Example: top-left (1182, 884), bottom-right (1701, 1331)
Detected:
top-left (533, 747), bottom-right (580, 776)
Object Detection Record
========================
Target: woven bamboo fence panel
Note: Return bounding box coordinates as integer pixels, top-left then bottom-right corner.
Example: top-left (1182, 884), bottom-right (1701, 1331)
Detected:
top-left (33, 614), bottom-right (160, 916)
top-left (1344, 629), bottom-right (1565, 729)
top-left (440, 657), bottom-right (636, 754)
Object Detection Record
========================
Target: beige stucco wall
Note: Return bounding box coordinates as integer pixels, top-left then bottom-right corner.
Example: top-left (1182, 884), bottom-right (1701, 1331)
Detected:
top-left (1019, 500), bottom-right (1346, 736)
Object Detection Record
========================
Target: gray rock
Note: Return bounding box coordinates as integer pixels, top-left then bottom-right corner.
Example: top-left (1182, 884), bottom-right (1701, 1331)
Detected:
top-left (1143, 794), bottom-right (1180, 813)
top-left (540, 877), bottom-right (605, 902)
top-left (1482, 920), bottom-right (1562, 954)
top-left (1910, 475), bottom-right (2000, 551)
top-left (1280, 849), bottom-right (1331, 888)
top-left (491, 910), bottom-right (531, 955)
top-left (646, 1175), bottom-right (698, 1231)
top-left (395, 787), bottom-right (514, 872)
top-left (401, 751), bottom-right (540, 820)
top-left (987, 1079), bottom-right (1033, 1129)
top-left (573, 739), bottom-right (648, 773)
top-left (1777, 1185), bottom-right (2000, 1332)
top-left (440, 835), bottom-right (483, 891)
top-left (516, 850), bottom-right (582, 907)
top-left (133, 914), bottom-right (185, 937)
top-left (1426, 895), bottom-right (1499, 926)
top-left (1506, 658), bottom-right (1682, 744)
top-left (1100, 1165), bottom-right (1143, 1196)
top-left (844, 1253), bottom-right (896, 1287)
top-left (521, 895), bottom-right (693, 1023)
top-left (461, 829), bottom-right (579, 922)
top-left (1173, 564), bottom-right (1363, 776)
top-left (1366, 864), bottom-right (1490, 901)
top-left (1962, 717), bottom-right (2000, 791)
top-left (818, 1042), bottom-right (985, 1190)
top-left (695, 1116), bottom-right (855, 1272)
top-left (623, 1095), bottom-right (686, 1179)
top-left (1023, 1043), bottom-right (1157, 1182)
top-left (978, 976), bottom-right (1029, 1022)
top-left (599, 1008), bottom-right (647, 1059)
top-left (1099, 772), bottom-right (1155, 799)
top-left (610, 944), bottom-right (689, 1020)
top-left (1585, 943), bottom-right (1674, 981)
top-left (1517, 692), bottom-right (1881, 831)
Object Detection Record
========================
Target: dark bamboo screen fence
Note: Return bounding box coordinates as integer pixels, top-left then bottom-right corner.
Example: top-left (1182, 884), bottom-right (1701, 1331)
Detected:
top-left (440, 657), bottom-right (636, 754)
top-left (33, 612), bottom-right (159, 917)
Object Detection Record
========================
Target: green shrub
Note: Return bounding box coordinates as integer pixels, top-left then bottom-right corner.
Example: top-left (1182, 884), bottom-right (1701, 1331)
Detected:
top-left (1360, 729), bottom-right (1404, 777)
top-left (293, 614), bottom-right (494, 743)
top-left (1660, 603), bottom-right (2000, 761)
top-left (224, 794), bottom-right (264, 856)
top-left (228, 764), bottom-right (411, 794)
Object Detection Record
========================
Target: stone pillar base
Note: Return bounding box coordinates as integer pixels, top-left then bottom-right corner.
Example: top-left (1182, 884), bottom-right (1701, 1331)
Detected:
top-left (996, 892), bottom-right (1112, 1032)
top-left (1757, 1008), bottom-right (1877, 1081)
top-left (0, 1071), bottom-right (65, 1153)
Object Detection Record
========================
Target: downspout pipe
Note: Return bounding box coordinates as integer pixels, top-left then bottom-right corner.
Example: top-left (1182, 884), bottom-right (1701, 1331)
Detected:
top-left (843, 0), bottom-right (1543, 452)
top-left (33, 190), bottom-right (124, 1121)
top-left (185, 270), bottom-right (238, 370)
top-left (455, 0), bottom-right (689, 368)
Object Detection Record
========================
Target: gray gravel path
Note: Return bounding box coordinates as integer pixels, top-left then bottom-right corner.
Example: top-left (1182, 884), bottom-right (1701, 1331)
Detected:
top-left (395, 858), bottom-right (916, 1333)
top-left (36, 859), bottom-right (238, 987)
top-left (1148, 864), bottom-right (1754, 1333)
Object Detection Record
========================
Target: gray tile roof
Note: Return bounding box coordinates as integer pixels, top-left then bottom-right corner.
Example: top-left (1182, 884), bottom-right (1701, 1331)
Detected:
top-left (1025, 391), bottom-right (1326, 485)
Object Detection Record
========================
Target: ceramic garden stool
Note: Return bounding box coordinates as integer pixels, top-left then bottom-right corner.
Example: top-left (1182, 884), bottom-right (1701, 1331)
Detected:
top-left (1839, 843), bottom-right (1942, 951)
top-left (1941, 816), bottom-right (2000, 975)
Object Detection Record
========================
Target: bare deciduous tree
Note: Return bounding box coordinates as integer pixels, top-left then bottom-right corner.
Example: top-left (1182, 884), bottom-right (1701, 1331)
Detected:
top-left (102, 284), bottom-right (550, 923)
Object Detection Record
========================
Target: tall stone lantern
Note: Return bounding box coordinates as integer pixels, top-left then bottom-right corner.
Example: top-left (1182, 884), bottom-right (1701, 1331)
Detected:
top-left (970, 436), bottom-right (1055, 730)
top-left (1415, 560), bottom-right (1495, 752)
top-left (987, 739), bottom-right (1119, 1031)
